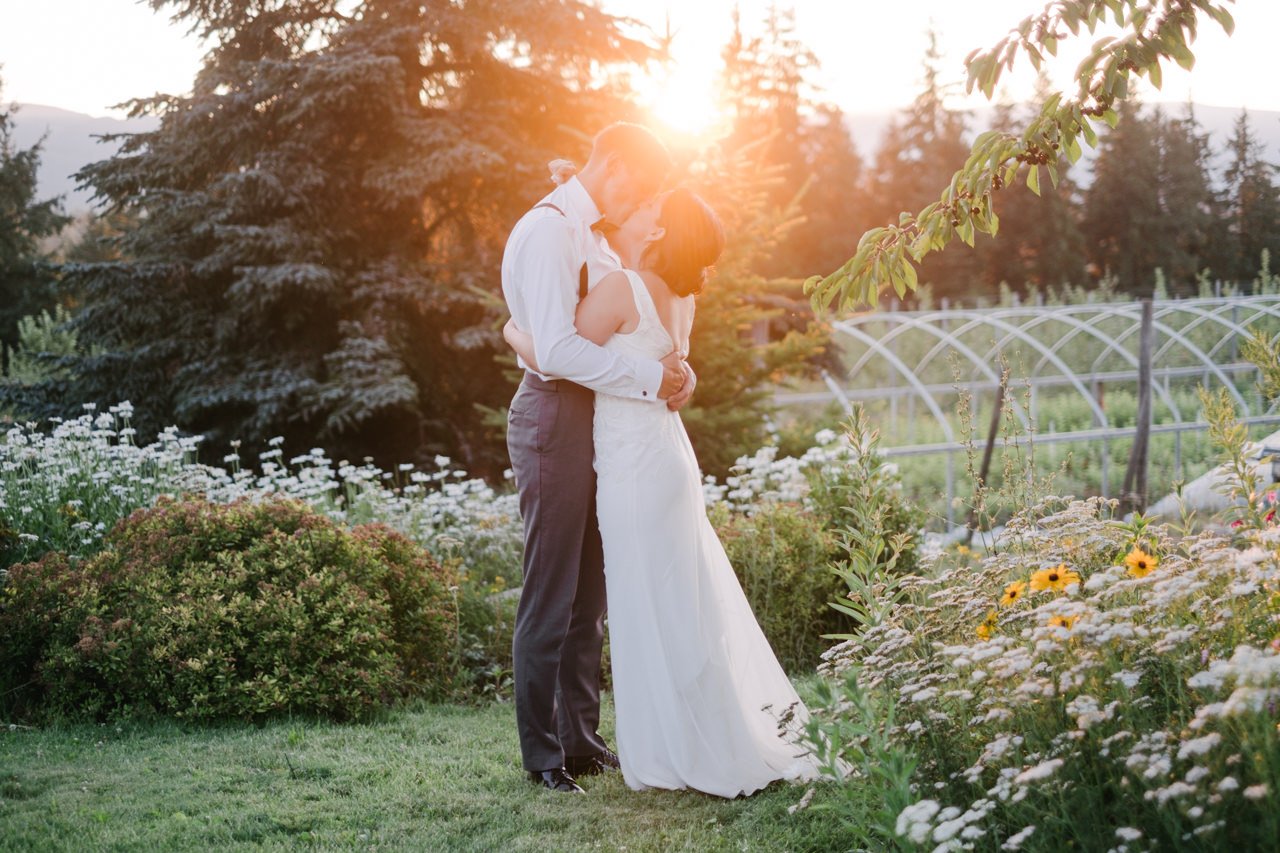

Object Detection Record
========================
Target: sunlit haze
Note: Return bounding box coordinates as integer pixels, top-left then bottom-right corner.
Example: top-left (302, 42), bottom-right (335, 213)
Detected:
top-left (1, 0), bottom-right (1276, 125)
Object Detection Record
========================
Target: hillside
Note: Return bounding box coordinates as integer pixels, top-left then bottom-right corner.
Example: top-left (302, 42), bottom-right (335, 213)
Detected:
top-left (11, 101), bottom-right (1280, 213)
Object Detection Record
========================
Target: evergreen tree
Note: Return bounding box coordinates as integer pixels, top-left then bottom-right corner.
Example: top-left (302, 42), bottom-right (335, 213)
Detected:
top-left (868, 29), bottom-right (975, 304)
top-left (975, 81), bottom-right (1085, 294)
top-left (1083, 101), bottom-right (1227, 295)
top-left (1081, 100), bottom-right (1164, 294)
top-left (12, 1), bottom-right (652, 473)
top-left (716, 4), bottom-right (866, 281)
top-left (1153, 104), bottom-right (1223, 292)
top-left (681, 140), bottom-right (825, 478)
top-left (0, 78), bottom-right (70, 375)
top-left (1222, 109), bottom-right (1280, 284)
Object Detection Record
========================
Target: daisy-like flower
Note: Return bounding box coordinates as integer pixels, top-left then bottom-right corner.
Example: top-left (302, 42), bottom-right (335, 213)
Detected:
top-left (1000, 580), bottom-right (1027, 608)
top-left (1124, 547), bottom-right (1159, 578)
top-left (976, 610), bottom-right (998, 641)
top-left (1030, 564), bottom-right (1081, 594)
top-left (1047, 614), bottom-right (1078, 630)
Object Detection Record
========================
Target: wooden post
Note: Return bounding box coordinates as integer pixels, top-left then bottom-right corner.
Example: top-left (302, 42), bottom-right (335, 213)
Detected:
top-left (965, 377), bottom-right (1006, 545)
top-left (1121, 299), bottom-right (1154, 514)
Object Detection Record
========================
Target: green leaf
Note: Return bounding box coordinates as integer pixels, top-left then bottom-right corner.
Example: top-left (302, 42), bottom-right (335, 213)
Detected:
top-left (1148, 61), bottom-right (1162, 90)
top-left (901, 261), bottom-right (918, 292)
top-left (1065, 135), bottom-right (1083, 163)
top-left (1026, 165), bottom-right (1041, 196)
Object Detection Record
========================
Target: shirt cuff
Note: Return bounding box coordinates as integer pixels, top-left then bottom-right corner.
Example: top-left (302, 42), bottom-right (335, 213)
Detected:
top-left (637, 358), bottom-right (664, 401)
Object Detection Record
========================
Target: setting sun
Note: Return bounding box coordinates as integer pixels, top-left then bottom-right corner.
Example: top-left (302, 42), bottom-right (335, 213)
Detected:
top-left (634, 64), bottom-right (727, 141)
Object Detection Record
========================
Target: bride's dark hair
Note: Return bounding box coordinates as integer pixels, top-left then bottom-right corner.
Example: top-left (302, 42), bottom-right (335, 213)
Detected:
top-left (646, 188), bottom-right (725, 298)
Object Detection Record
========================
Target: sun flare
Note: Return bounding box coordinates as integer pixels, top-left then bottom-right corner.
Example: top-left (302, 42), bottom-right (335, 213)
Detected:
top-left (635, 65), bottom-right (726, 140)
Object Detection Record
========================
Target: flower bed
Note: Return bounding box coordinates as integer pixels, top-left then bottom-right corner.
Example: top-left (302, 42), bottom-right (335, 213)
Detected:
top-left (807, 496), bottom-right (1280, 850)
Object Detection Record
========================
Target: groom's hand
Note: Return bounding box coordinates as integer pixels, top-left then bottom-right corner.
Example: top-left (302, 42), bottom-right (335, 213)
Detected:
top-left (657, 351), bottom-right (687, 400)
top-left (666, 361), bottom-right (696, 411)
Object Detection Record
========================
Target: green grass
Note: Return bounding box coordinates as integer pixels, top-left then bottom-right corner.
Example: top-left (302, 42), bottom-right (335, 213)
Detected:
top-left (0, 690), bottom-right (864, 852)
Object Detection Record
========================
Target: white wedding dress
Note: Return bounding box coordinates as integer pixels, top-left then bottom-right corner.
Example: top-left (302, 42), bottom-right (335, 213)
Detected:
top-left (592, 270), bottom-right (820, 798)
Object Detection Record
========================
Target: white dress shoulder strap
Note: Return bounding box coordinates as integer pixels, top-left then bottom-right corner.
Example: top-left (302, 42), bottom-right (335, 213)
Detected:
top-left (623, 269), bottom-right (658, 322)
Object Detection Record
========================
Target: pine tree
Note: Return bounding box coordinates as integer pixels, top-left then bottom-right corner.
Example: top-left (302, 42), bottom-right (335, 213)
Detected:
top-left (13, 1), bottom-right (652, 473)
top-left (680, 140), bottom-right (825, 478)
top-left (716, 4), bottom-right (866, 281)
top-left (1152, 104), bottom-right (1223, 292)
top-left (1222, 109), bottom-right (1280, 284)
top-left (974, 81), bottom-right (1085, 294)
top-left (868, 29), bottom-right (975, 304)
top-left (0, 78), bottom-right (71, 375)
top-left (1081, 100), bottom-right (1164, 294)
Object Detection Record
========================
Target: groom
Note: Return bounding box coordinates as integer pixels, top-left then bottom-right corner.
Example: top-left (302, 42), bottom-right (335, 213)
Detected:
top-left (502, 123), bottom-right (693, 793)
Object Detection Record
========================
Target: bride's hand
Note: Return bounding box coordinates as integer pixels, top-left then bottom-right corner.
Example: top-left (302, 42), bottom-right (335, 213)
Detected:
top-left (666, 360), bottom-right (697, 412)
top-left (548, 158), bottom-right (578, 185)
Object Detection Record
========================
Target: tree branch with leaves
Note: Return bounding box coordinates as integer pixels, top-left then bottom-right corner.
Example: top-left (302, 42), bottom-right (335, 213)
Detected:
top-left (805, 0), bottom-right (1237, 313)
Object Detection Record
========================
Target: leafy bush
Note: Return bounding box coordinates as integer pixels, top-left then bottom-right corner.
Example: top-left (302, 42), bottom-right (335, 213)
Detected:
top-left (0, 496), bottom-right (459, 721)
top-left (712, 501), bottom-right (839, 673)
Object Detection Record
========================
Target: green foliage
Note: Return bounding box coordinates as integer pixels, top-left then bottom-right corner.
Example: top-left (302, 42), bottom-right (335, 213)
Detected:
top-left (1223, 110), bottom-right (1280, 283)
top-left (679, 141), bottom-right (828, 478)
top-left (0, 82), bottom-right (71, 370)
top-left (13, 1), bottom-right (657, 476)
top-left (813, 406), bottom-right (921, 590)
top-left (806, 0), bottom-right (1241, 312)
top-left (2, 305), bottom-right (98, 387)
top-left (807, 493), bottom-right (1280, 850)
top-left (710, 500), bottom-right (839, 673)
top-left (1082, 100), bottom-right (1225, 294)
top-left (0, 496), bottom-right (460, 721)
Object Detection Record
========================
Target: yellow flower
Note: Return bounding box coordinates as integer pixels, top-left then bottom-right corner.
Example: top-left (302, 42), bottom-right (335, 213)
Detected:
top-left (1030, 564), bottom-right (1081, 594)
top-left (975, 609), bottom-right (998, 641)
top-left (1125, 547), bottom-right (1159, 578)
top-left (1000, 581), bottom-right (1028, 608)
top-left (1047, 614), bottom-right (1079, 630)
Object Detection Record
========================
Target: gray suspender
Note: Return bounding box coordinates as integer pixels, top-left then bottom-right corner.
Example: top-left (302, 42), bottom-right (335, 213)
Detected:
top-left (531, 202), bottom-right (588, 300)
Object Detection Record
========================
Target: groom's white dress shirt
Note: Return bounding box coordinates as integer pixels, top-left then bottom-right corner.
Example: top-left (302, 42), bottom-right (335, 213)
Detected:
top-left (501, 177), bottom-right (663, 400)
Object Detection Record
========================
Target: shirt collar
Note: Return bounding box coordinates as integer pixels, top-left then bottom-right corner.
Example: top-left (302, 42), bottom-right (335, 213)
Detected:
top-left (560, 175), bottom-right (603, 225)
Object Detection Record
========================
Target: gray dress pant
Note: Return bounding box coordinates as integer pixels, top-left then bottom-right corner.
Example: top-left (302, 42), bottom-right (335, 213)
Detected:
top-left (507, 372), bottom-right (609, 772)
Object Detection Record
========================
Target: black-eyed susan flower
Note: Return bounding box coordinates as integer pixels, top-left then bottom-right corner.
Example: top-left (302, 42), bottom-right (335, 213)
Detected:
top-left (975, 609), bottom-right (998, 641)
top-left (1124, 547), bottom-right (1158, 578)
top-left (1030, 564), bottom-right (1081, 594)
top-left (1000, 580), bottom-right (1028, 608)
top-left (1047, 614), bottom-right (1079, 630)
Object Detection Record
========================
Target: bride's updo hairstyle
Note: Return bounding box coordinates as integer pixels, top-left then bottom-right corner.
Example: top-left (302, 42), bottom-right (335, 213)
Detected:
top-left (647, 188), bottom-right (726, 298)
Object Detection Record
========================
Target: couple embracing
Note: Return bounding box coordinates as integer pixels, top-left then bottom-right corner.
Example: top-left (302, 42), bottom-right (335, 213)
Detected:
top-left (500, 122), bottom-right (820, 798)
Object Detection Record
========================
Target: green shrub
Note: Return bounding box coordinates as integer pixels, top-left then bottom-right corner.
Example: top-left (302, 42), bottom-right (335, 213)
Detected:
top-left (712, 500), bottom-right (841, 673)
top-left (0, 496), bottom-right (459, 721)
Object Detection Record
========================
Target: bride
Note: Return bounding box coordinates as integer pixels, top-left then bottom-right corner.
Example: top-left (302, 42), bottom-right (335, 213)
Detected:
top-left (503, 182), bottom-right (819, 798)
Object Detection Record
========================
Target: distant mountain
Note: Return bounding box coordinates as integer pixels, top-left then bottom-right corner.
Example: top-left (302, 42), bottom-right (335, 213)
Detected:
top-left (846, 102), bottom-right (1280, 186)
top-left (11, 101), bottom-right (1280, 213)
top-left (10, 104), bottom-right (158, 212)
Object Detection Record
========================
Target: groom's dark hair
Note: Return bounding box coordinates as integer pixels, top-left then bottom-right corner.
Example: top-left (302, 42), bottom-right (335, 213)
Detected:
top-left (589, 122), bottom-right (672, 185)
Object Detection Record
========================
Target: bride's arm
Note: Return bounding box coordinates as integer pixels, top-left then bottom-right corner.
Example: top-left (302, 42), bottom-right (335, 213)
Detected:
top-left (574, 270), bottom-right (635, 345)
top-left (503, 272), bottom-right (632, 371)
top-left (503, 319), bottom-right (541, 372)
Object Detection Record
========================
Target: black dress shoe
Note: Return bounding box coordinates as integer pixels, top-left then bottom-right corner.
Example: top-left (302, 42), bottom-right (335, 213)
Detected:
top-left (527, 767), bottom-right (585, 793)
top-left (565, 747), bottom-right (620, 777)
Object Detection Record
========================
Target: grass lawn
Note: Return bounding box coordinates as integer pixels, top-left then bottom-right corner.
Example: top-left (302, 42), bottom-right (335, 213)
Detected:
top-left (0, 688), bottom-right (866, 852)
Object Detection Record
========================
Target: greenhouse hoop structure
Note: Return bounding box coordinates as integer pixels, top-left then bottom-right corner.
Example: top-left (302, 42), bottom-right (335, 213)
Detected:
top-left (779, 295), bottom-right (1280, 528)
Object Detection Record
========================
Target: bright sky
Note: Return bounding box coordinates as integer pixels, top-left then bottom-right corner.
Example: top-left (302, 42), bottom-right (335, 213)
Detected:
top-left (0, 0), bottom-right (1275, 123)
